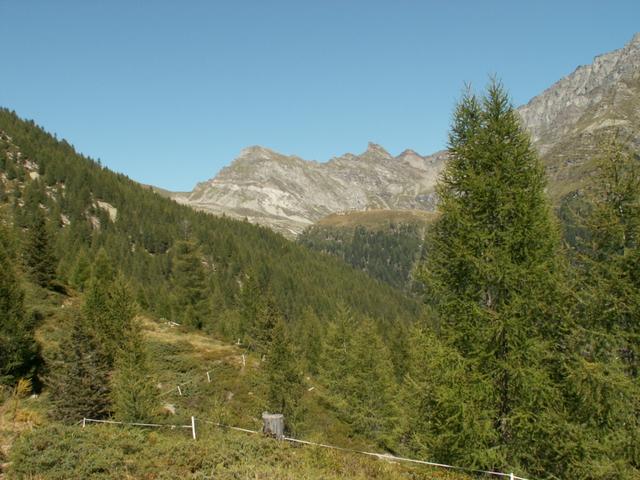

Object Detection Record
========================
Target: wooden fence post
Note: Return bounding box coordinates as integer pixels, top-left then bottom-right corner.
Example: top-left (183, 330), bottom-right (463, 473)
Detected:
top-left (262, 412), bottom-right (284, 440)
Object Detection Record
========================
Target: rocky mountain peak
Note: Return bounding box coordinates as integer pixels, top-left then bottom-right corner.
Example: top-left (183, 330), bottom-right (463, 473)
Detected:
top-left (174, 140), bottom-right (443, 237)
top-left (517, 32), bottom-right (640, 154)
top-left (398, 148), bottom-right (419, 157)
top-left (237, 145), bottom-right (280, 160)
top-left (362, 142), bottom-right (393, 160)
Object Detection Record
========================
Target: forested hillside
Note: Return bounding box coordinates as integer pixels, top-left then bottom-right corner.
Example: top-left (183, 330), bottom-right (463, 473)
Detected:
top-left (0, 108), bottom-right (421, 333)
top-left (298, 210), bottom-right (435, 291)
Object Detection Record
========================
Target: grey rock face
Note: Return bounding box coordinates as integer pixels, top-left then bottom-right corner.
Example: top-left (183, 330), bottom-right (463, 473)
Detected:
top-left (518, 32), bottom-right (640, 155)
top-left (174, 142), bottom-right (446, 237)
top-left (517, 33), bottom-right (640, 198)
top-left (172, 33), bottom-right (640, 237)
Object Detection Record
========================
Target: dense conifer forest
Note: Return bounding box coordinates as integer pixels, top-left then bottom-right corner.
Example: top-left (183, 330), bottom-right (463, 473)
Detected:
top-left (298, 216), bottom-right (429, 292)
top-left (1, 80), bottom-right (639, 479)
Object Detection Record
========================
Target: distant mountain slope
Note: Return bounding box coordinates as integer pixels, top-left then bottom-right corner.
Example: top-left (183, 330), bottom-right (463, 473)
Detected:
top-left (173, 144), bottom-right (446, 237)
top-left (519, 32), bottom-right (640, 198)
top-left (298, 210), bottom-right (436, 291)
top-left (315, 209), bottom-right (437, 230)
top-left (0, 109), bottom-right (422, 328)
top-left (171, 33), bottom-right (640, 236)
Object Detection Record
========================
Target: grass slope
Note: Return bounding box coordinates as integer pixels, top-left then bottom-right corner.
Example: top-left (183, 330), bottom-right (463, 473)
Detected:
top-left (3, 305), bottom-right (472, 480)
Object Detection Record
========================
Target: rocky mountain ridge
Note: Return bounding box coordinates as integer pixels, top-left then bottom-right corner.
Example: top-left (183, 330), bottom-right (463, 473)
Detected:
top-left (173, 143), bottom-right (447, 236)
top-left (171, 33), bottom-right (640, 237)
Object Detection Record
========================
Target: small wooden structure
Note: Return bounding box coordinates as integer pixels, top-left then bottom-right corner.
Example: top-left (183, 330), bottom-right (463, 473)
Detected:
top-left (262, 412), bottom-right (284, 439)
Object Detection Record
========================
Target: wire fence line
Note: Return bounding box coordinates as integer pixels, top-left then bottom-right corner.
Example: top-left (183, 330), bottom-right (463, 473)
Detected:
top-left (157, 354), bottom-right (247, 398)
top-left (131, 359), bottom-right (532, 480)
top-left (81, 417), bottom-right (192, 429)
top-left (80, 416), bottom-right (530, 480)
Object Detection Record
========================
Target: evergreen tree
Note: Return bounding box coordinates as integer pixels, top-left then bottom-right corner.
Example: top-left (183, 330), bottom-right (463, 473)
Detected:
top-left (0, 243), bottom-right (40, 385)
top-left (397, 327), bottom-right (496, 467)
top-left (263, 318), bottom-right (304, 432)
top-left (342, 319), bottom-right (397, 446)
top-left (83, 253), bottom-right (135, 366)
top-left (111, 318), bottom-right (158, 422)
top-left (23, 209), bottom-right (57, 288)
top-left (387, 318), bottom-right (410, 380)
top-left (572, 135), bottom-right (640, 376)
top-left (48, 312), bottom-right (111, 421)
top-left (170, 240), bottom-right (208, 329)
top-left (417, 82), bottom-right (568, 472)
top-left (69, 247), bottom-right (92, 291)
top-left (562, 135), bottom-right (640, 478)
top-left (248, 292), bottom-right (280, 354)
top-left (296, 307), bottom-right (323, 375)
top-left (319, 302), bottom-right (355, 395)
top-left (238, 268), bottom-right (263, 339)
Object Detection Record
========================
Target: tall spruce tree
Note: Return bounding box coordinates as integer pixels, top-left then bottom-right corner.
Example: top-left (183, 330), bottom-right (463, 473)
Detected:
top-left (342, 318), bottom-right (397, 447)
top-left (263, 318), bottom-right (304, 432)
top-left (417, 82), bottom-right (567, 473)
top-left (111, 317), bottom-right (158, 422)
top-left (170, 240), bottom-right (208, 329)
top-left (83, 253), bottom-right (134, 366)
top-left (48, 312), bottom-right (111, 421)
top-left (0, 243), bottom-right (39, 385)
top-left (23, 209), bottom-right (57, 288)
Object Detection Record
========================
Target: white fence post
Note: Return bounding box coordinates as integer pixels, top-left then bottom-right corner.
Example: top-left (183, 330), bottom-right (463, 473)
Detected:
top-left (510, 473), bottom-right (514, 480)
top-left (177, 385), bottom-right (182, 396)
top-left (82, 418), bottom-right (86, 428)
top-left (242, 354), bottom-right (246, 367)
top-left (206, 371), bottom-right (211, 383)
top-left (191, 416), bottom-right (197, 440)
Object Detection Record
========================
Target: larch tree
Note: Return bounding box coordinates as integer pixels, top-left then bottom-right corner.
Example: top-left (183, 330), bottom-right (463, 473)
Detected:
top-left (573, 135), bottom-right (640, 375)
top-left (319, 302), bottom-right (355, 398)
top-left (111, 317), bottom-right (158, 423)
top-left (417, 81), bottom-right (568, 472)
top-left (342, 318), bottom-right (397, 448)
top-left (82, 252), bottom-right (134, 366)
top-left (397, 326), bottom-right (496, 468)
top-left (564, 134), bottom-right (640, 478)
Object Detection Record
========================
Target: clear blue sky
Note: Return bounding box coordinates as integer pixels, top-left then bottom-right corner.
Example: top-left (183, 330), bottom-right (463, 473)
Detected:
top-left (1, 1), bottom-right (638, 191)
